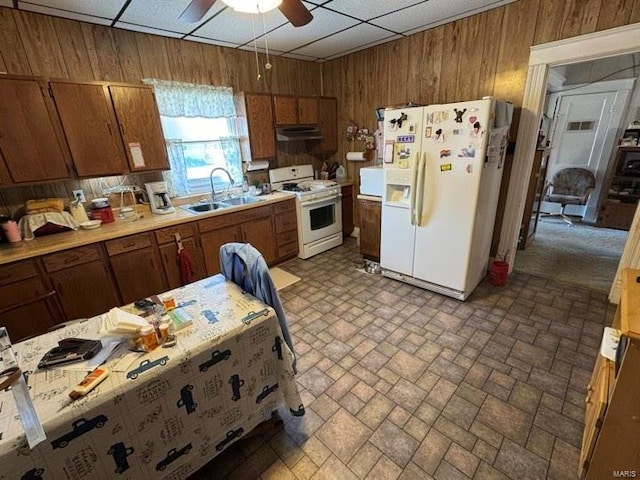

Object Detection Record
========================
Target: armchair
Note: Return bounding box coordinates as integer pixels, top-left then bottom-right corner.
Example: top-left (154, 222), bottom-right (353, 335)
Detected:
top-left (542, 167), bottom-right (596, 224)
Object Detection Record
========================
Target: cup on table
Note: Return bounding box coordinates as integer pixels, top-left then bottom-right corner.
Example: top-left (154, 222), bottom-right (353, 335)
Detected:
top-left (1, 221), bottom-right (21, 243)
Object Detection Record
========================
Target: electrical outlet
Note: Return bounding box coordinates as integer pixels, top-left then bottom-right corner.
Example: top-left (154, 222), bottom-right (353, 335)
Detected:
top-left (72, 189), bottom-right (86, 202)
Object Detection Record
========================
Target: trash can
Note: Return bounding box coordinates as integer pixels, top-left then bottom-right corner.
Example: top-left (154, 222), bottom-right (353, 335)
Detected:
top-left (489, 260), bottom-right (509, 287)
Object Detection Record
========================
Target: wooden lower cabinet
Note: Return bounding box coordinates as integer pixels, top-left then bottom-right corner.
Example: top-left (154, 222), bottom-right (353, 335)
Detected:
top-left (0, 259), bottom-right (61, 341)
top-left (106, 233), bottom-right (168, 304)
top-left (359, 198), bottom-right (381, 261)
top-left (243, 216), bottom-right (276, 263)
top-left (200, 225), bottom-right (242, 276)
top-left (273, 199), bottom-right (299, 261)
top-left (597, 201), bottom-right (637, 230)
top-left (342, 184), bottom-right (354, 237)
top-left (155, 223), bottom-right (206, 289)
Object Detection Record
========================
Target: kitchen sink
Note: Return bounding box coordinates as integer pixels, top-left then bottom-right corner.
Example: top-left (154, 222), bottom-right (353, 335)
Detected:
top-left (180, 201), bottom-right (229, 213)
top-left (180, 196), bottom-right (263, 214)
top-left (222, 196), bottom-right (263, 206)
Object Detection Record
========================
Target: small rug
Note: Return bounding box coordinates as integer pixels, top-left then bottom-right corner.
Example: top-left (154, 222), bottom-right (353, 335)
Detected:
top-left (514, 217), bottom-right (628, 293)
top-left (269, 267), bottom-right (301, 291)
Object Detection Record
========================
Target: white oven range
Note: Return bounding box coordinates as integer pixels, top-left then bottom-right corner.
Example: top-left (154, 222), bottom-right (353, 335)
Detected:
top-left (269, 165), bottom-right (343, 259)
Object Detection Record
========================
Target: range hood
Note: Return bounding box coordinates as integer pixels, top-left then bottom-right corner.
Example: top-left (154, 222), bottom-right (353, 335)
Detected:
top-left (276, 126), bottom-right (323, 141)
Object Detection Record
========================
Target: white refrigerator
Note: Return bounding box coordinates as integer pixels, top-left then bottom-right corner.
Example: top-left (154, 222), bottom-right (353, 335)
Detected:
top-left (380, 98), bottom-right (512, 300)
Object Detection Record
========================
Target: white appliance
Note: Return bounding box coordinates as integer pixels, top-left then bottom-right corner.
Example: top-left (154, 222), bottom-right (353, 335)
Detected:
top-left (359, 166), bottom-right (384, 197)
top-left (380, 98), bottom-right (513, 300)
top-left (145, 181), bottom-right (175, 215)
top-left (269, 165), bottom-right (343, 259)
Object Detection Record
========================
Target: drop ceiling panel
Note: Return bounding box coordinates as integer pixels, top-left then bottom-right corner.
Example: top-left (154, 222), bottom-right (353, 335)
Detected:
top-left (189, 7), bottom-right (287, 45)
top-left (325, 33), bottom-right (403, 60)
top-left (17, 2), bottom-right (112, 25)
top-left (18, 0), bottom-right (126, 19)
top-left (183, 35), bottom-right (238, 48)
top-left (255, 7), bottom-right (359, 53)
top-left (114, 22), bottom-right (185, 38)
top-left (324, 0), bottom-right (426, 21)
top-left (292, 23), bottom-right (393, 59)
top-left (119, 0), bottom-right (224, 34)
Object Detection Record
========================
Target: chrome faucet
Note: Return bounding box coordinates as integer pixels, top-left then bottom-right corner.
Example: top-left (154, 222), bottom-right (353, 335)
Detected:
top-left (209, 167), bottom-right (235, 202)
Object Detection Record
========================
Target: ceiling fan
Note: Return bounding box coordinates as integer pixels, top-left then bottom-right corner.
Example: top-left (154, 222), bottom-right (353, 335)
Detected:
top-left (180, 0), bottom-right (313, 27)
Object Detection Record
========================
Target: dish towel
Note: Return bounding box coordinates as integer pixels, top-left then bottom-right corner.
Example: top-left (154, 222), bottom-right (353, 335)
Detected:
top-left (18, 212), bottom-right (80, 241)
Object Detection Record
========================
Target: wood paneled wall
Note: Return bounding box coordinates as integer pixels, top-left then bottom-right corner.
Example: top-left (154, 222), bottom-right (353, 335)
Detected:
top-left (0, 7), bottom-right (322, 214)
top-left (322, 0), bottom-right (640, 186)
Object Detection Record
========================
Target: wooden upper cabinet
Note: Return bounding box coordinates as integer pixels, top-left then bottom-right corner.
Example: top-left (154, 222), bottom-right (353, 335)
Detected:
top-left (273, 95), bottom-right (318, 125)
top-left (297, 96), bottom-right (318, 125)
top-left (108, 85), bottom-right (169, 171)
top-left (0, 77), bottom-right (70, 184)
top-left (236, 92), bottom-right (276, 161)
top-left (310, 96), bottom-right (338, 154)
top-left (49, 81), bottom-right (128, 177)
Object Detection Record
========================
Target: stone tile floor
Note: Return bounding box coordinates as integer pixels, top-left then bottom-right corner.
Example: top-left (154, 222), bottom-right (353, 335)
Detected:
top-left (189, 238), bottom-right (614, 479)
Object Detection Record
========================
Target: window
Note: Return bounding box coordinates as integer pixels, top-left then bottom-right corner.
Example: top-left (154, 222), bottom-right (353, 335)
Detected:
top-left (143, 79), bottom-right (242, 197)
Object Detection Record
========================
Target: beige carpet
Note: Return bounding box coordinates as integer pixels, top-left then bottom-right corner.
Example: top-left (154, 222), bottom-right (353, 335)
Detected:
top-left (514, 217), bottom-right (628, 293)
top-left (269, 267), bottom-right (301, 291)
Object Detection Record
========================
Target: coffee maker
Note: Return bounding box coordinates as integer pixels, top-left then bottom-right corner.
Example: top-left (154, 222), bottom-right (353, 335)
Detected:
top-left (145, 182), bottom-right (175, 215)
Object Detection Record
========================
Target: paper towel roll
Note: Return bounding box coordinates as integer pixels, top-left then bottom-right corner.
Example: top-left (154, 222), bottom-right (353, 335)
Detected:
top-left (247, 160), bottom-right (270, 171)
top-left (346, 151), bottom-right (366, 161)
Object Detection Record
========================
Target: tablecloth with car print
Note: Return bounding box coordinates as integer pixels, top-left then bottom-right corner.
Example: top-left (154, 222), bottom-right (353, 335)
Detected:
top-left (0, 275), bottom-right (303, 480)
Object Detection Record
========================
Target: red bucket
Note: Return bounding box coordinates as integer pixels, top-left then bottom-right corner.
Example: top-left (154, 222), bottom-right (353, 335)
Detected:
top-left (489, 260), bottom-right (509, 287)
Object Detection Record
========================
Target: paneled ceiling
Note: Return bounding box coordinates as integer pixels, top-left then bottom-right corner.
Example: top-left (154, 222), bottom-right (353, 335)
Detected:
top-left (1, 0), bottom-right (517, 62)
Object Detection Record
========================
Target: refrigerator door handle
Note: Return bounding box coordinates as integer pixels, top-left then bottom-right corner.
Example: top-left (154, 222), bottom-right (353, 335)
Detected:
top-left (418, 153), bottom-right (429, 227)
top-left (409, 152), bottom-right (419, 225)
top-left (414, 154), bottom-right (426, 227)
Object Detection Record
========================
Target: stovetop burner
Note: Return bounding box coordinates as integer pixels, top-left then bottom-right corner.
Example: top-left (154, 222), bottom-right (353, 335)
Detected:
top-left (282, 183), bottom-right (303, 192)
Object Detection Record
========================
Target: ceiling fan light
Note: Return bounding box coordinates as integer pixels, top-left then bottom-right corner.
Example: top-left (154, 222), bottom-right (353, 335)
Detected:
top-left (221, 0), bottom-right (283, 14)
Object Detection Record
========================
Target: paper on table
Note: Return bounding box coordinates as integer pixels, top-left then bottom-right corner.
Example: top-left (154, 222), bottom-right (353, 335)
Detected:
top-left (56, 340), bottom-right (122, 371)
top-left (100, 308), bottom-right (147, 335)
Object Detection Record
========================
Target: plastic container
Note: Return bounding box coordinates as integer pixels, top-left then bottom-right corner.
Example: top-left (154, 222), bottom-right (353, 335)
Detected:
top-left (489, 260), bottom-right (509, 287)
top-left (336, 165), bottom-right (346, 183)
top-left (139, 324), bottom-right (158, 351)
top-left (1, 220), bottom-right (22, 243)
top-left (91, 205), bottom-right (114, 224)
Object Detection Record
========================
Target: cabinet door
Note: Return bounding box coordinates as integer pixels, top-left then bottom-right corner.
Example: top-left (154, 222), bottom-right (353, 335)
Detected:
top-left (0, 77), bottom-right (70, 183)
top-left (360, 199), bottom-right (381, 261)
top-left (1, 297), bottom-right (60, 342)
top-left (50, 82), bottom-right (127, 177)
top-left (159, 238), bottom-right (206, 289)
top-left (310, 97), bottom-right (337, 154)
top-left (242, 216), bottom-right (276, 264)
top-left (245, 93), bottom-right (276, 160)
top-left (0, 156), bottom-right (12, 187)
top-left (298, 96), bottom-right (318, 125)
top-left (200, 225), bottom-right (242, 276)
top-left (109, 85), bottom-right (169, 171)
top-left (110, 248), bottom-right (168, 304)
top-left (273, 95), bottom-right (298, 125)
top-left (342, 185), bottom-right (354, 237)
top-left (50, 260), bottom-right (120, 320)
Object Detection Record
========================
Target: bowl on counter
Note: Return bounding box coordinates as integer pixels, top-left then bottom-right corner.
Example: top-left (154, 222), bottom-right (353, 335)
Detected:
top-left (80, 220), bottom-right (102, 230)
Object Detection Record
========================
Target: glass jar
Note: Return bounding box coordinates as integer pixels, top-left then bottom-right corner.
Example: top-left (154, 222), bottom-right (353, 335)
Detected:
top-left (139, 324), bottom-right (158, 351)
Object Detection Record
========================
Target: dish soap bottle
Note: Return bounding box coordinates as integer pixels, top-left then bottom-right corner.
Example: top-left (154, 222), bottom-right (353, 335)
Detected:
top-left (336, 164), bottom-right (346, 183)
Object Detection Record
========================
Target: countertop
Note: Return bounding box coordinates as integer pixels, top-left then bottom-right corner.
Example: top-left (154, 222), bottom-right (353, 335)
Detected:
top-left (0, 191), bottom-right (296, 266)
top-left (357, 194), bottom-right (382, 202)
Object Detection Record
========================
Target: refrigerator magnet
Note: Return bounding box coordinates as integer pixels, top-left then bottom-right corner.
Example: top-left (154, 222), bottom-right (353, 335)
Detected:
top-left (439, 149), bottom-right (451, 158)
top-left (408, 124), bottom-right (416, 134)
top-left (425, 112), bottom-right (434, 125)
top-left (431, 128), bottom-right (444, 143)
top-left (453, 108), bottom-right (467, 123)
top-left (440, 163), bottom-right (452, 172)
top-left (425, 126), bottom-right (432, 138)
top-left (458, 147), bottom-right (476, 158)
top-left (466, 164), bottom-right (473, 174)
top-left (384, 141), bottom-right (395, 163)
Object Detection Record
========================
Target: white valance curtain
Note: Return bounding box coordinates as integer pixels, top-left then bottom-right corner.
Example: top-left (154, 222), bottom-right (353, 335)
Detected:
top-left (143, 79), bottom-right (236, 118)
top-left (142, 79), bottom-right (241, 197)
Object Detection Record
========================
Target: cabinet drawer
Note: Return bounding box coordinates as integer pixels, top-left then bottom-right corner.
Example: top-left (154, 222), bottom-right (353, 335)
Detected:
top-left (43, 245), bottom-right (102, 272)
top-left (198, 205), bottom-right (272, 233)
top-left (275, 212), bottom-right (297, 234)
top-left (272, 198), bottom-right (296, 214)
top-left (155, 223), bottom-right (197, 245)
top-left (277, 241), bottom-right (298, 259)
top-left (277, 229), bottom-right (298, 246)
top-left (0, 260), bottom-right (38, 286)
top-left (105, 233), bottom-right (152, 256)
top-left (0, 276), bottom-right (50, 311)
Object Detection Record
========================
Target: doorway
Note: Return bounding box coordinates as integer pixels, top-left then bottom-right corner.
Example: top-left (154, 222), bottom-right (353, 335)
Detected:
top-left (498, 24), bottom-right (640, 303)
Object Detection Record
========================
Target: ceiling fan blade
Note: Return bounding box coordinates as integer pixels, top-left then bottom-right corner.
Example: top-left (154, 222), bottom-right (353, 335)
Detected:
top-left (279, 0), bottom-right (313, 27)
top-left (179, 0), bottom-right (217, 23)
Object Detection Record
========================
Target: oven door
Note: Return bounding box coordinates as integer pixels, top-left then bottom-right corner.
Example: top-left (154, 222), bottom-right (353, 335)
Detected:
top-left (299, 194), bottom-right (342, 244)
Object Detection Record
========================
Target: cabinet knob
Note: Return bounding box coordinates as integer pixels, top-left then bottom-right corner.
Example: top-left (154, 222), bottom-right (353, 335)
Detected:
top-left (585, 395), bottom-right (591, 405)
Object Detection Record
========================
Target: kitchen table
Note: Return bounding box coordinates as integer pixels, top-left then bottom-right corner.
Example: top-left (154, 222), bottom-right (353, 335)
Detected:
top-left (0, 275), bottom-right (302, 479)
